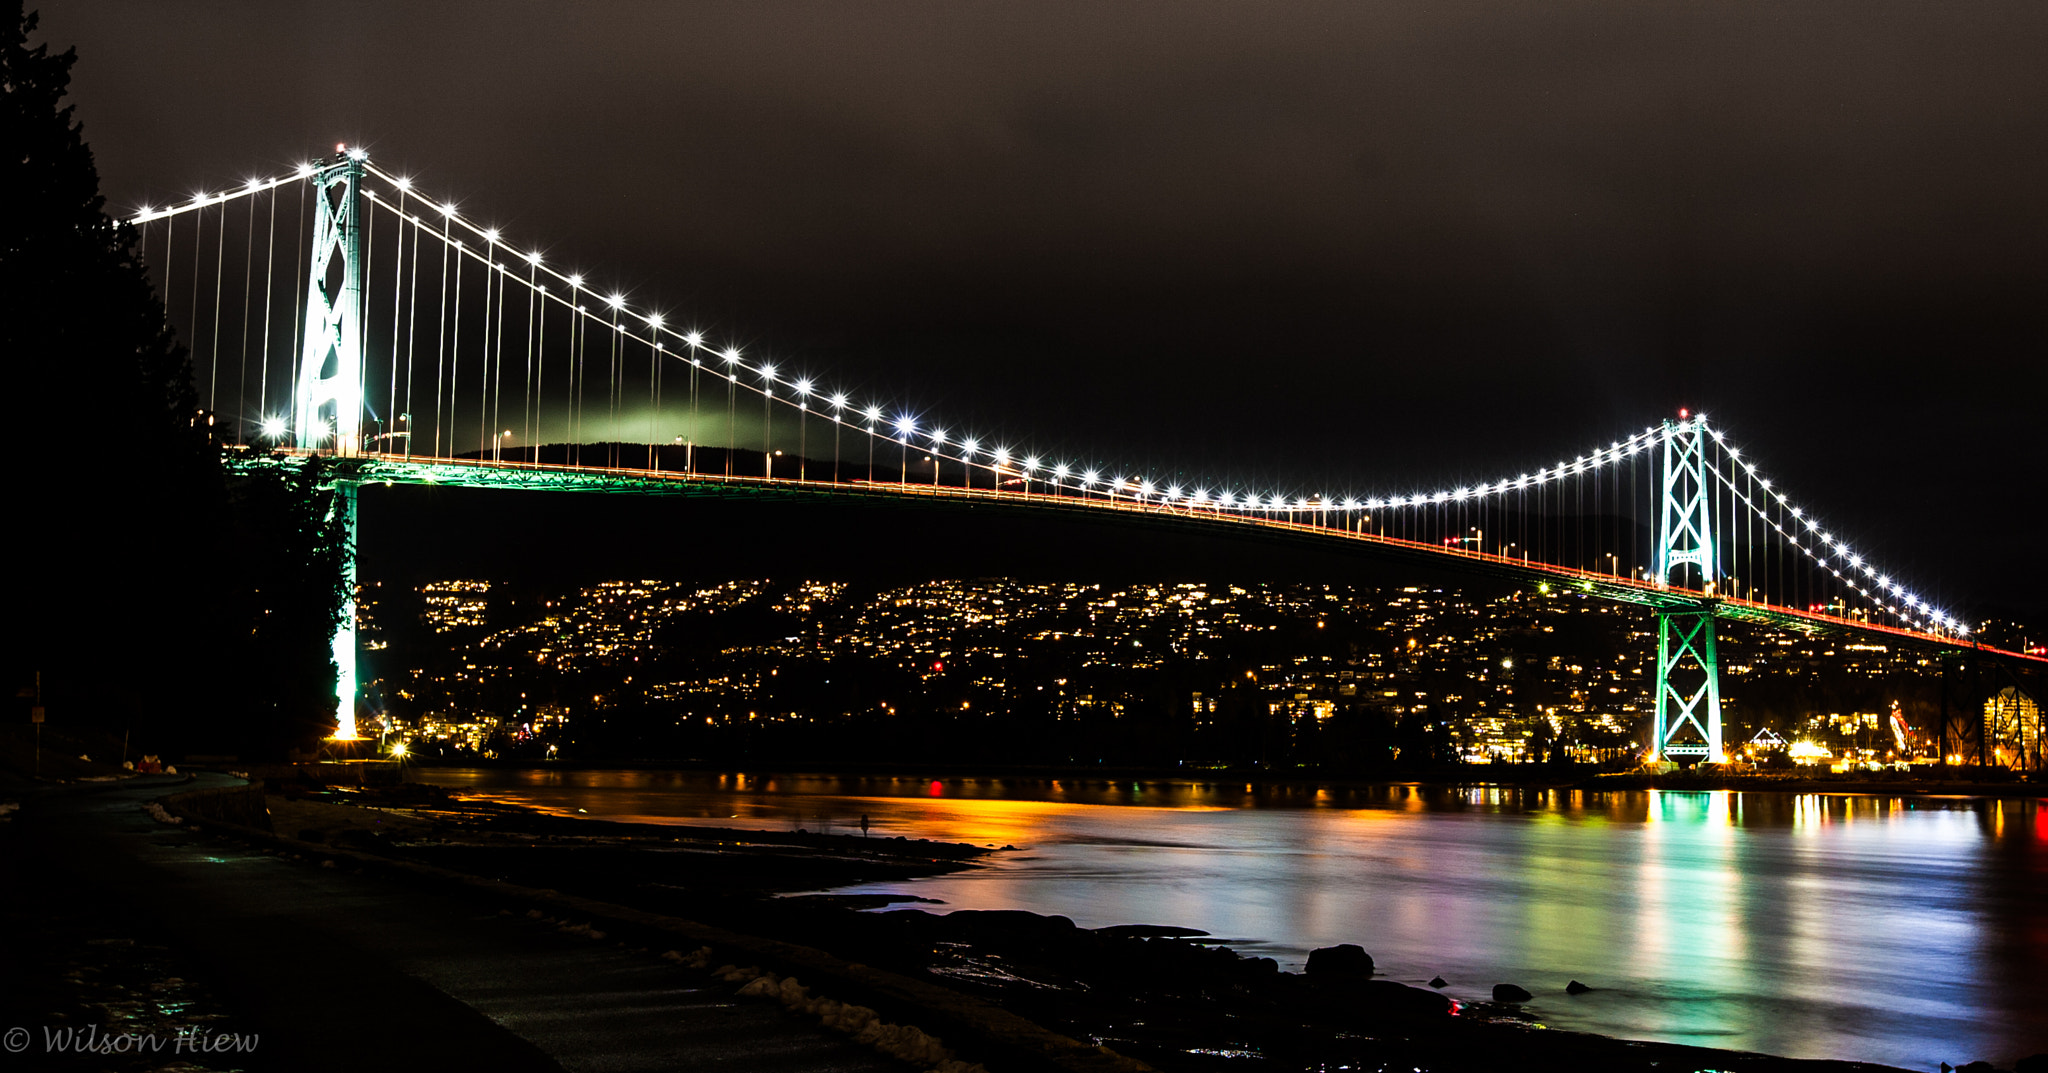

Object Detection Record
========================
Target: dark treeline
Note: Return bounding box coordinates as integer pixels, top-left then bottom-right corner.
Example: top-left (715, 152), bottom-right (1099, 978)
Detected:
top-left (3, 5), bottom-right (347, 761)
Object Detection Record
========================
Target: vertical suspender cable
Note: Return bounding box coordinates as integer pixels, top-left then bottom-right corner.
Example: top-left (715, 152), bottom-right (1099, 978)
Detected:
top-left (191, 200), bottom-right (205, 409)
top-left (534, 277), bottom-right (547, 457)
top-left (483, 258), bottom-right (499, 456)
top-left (569, 281), bottom-right (584, 465)
top-left (209, 196), bottom-right (227, 422)
top-left (449, 240), bottom-right (464, 460)
top-left (289, 182), bottom-right (307, 437)
top-left (524, 264), bottom-right (537, 456)
top-left (390, 188), bottom-right (406, 447)
top-left (259, 187), bottom-right (277, 434)
top-left (362, 193), bottom-right (374, 448)
top-left (404, 210), bottom-right (420, 455)
top-left (434, 218), bottom-right (452, 458)
top-left (162, 212), bottom-right (175, 332)
top-left (608, 309), bottom-right (621, 468)
top-left (237, 192), bottom-right (255, 443)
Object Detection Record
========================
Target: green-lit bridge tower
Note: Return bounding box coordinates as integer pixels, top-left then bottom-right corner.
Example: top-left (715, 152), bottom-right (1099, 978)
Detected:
top-left (1652, 416), bottom-right (1724, 763)
top-left (293, 148), bottom-right (367, 739)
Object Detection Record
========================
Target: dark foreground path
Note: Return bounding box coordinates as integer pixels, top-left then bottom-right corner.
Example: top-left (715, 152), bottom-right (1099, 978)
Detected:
top-left (0, 774), bottom-right (903, 1073)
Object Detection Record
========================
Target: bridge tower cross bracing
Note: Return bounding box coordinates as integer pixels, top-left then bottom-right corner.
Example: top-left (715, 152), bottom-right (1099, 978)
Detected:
top-left (1652, 416), bottom-right (1725, 764)
top-left (292, 148), bottom-right (367, 739)
top-left (293, 150), bottom-right (367, 457)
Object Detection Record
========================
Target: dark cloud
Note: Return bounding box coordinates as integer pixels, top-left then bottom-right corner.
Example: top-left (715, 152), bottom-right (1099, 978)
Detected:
top-left (41, 1), bottom-right (2048, 611)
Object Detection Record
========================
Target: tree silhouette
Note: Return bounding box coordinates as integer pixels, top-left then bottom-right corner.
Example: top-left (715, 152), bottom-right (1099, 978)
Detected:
top-left (3, 3), bottom-right (348, 759)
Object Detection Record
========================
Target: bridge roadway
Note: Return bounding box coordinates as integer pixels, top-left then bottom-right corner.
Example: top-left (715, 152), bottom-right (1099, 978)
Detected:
top-left (233, 448), bottom-right (2046, 666)
top-left (0, 773), bottom-right (904, 1073)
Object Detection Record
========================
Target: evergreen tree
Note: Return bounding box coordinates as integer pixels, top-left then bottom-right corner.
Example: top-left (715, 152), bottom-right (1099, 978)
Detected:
top-left (2, 3), bottom-right (349, 758)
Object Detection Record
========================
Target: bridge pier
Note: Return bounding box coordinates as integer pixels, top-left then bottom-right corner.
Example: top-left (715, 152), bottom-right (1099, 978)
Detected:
top-left (1653, 605), bottom-right (1724, 764)
top-left (330, 478), bottom-right (359, 739)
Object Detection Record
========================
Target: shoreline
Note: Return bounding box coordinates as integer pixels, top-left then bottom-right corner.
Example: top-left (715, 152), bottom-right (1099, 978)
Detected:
top-left (237, 777), bottom-right (1961, 1072)
top-left (393, 758), bottom-right (2047, 800)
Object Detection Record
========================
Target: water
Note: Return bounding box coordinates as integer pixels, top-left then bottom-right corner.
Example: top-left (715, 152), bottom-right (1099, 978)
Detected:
top-left (426, 768), bottom-right (2046, 1069)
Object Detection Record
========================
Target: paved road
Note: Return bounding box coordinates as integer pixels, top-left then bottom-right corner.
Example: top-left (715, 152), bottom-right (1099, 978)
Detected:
top-left (0, 773), bottom-right (905, 1073)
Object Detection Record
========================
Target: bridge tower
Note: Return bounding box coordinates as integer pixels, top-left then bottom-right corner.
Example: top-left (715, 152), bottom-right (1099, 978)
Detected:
top-left (292, 148), bottom-right (367, 739)
top-left (1652, 415), bottom-right (1724, 764)
top-left (294, 149), bottom-right (367, 456)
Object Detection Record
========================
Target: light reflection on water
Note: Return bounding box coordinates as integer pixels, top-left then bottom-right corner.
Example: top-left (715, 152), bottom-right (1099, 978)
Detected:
top-left (430, 769), bottom-right (2046, 1068)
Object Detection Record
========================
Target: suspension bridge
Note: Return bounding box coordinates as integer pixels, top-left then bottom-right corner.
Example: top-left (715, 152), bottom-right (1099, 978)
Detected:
top-left (129, 146), bottom-right (2045, 765)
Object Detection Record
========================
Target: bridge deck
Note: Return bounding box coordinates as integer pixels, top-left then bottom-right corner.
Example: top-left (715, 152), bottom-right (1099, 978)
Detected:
top-left (227, 448), bottom-right (2043, 665)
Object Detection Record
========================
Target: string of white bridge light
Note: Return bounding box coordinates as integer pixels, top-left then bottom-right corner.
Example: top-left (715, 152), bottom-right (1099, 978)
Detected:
top-left (362, 161), bottom-right (1709, 520)
top-left (353, 161), bottom-right (1424, 513)
top-left (130, 152), bottom-right (1686, 519)
top-left (128, 171), bottom-right (299, 224)
top-left (1698, 422), bottom-right (1961, 637)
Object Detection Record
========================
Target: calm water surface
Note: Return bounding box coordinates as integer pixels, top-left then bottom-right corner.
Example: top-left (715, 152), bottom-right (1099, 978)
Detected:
top-left (428, 768), bottom-right (2046, 1069)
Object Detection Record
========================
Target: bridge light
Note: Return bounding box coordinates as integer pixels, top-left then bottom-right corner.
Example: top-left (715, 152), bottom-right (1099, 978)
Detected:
top-left (932, 429), bottom-right (947, 446)
top-left (1140, 480), bottom-right (1156, 495)
top-left (829, 393), bottom-right (847, 409)
top-left (1194, 488), bottom-right (1209, 503)
top-left (759, 363), bottom-right (776, 381)
top-left (993, 448), bottom-right (1010, 465)
top-left (722, 348), bottom-right (742, 363)
top-left (1024, 456), bottom-right (1040, 473)
top-left (299, 163), bottom-right (316, 179)
top-left (260, 416), bottom-right (286, 439)
top-left (646, 313), bottom-right (664, 329)
top-left (484, 228), bottom-right (500, 243)
top-left (794, 378), bottom-right (811, 396)
top-left (526, 250), bottom-right (543, 265)
top-left (395, 176), bottom-right (411, 190)
top-left (894, 415), bottom-right (915, 436)
top-left (1052, 463), bottom-right (1068, 479)
top-left (1081, 469), bottom-right (1097, 486)
top-left (567, 274), bottom-right (583, 288)
top-left (605, 293), bottom-right (624, 309)
top-left (865, 405), bottom-right (882, 423)
top-left (963, 438), bottom-right (979, 456)
top-left (1170, 485), bottom-right (1184, 500)
top-left (441, 202), bottom-right (457, 216)
top-left (681, 331), bottom-right (702, 348)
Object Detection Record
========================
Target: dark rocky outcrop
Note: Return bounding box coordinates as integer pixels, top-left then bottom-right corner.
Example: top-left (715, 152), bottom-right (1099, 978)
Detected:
top-left (1566, 980), bottom-right (1592, 995)
top-left (1492, 983), bottom-right (1533, 1003)
top-left (1305, 943), bottom-right (1375, 978)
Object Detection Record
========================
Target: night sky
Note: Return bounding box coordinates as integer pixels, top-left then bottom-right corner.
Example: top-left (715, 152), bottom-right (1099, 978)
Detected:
top-left (41, 3), bottom-right (2048, 614)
